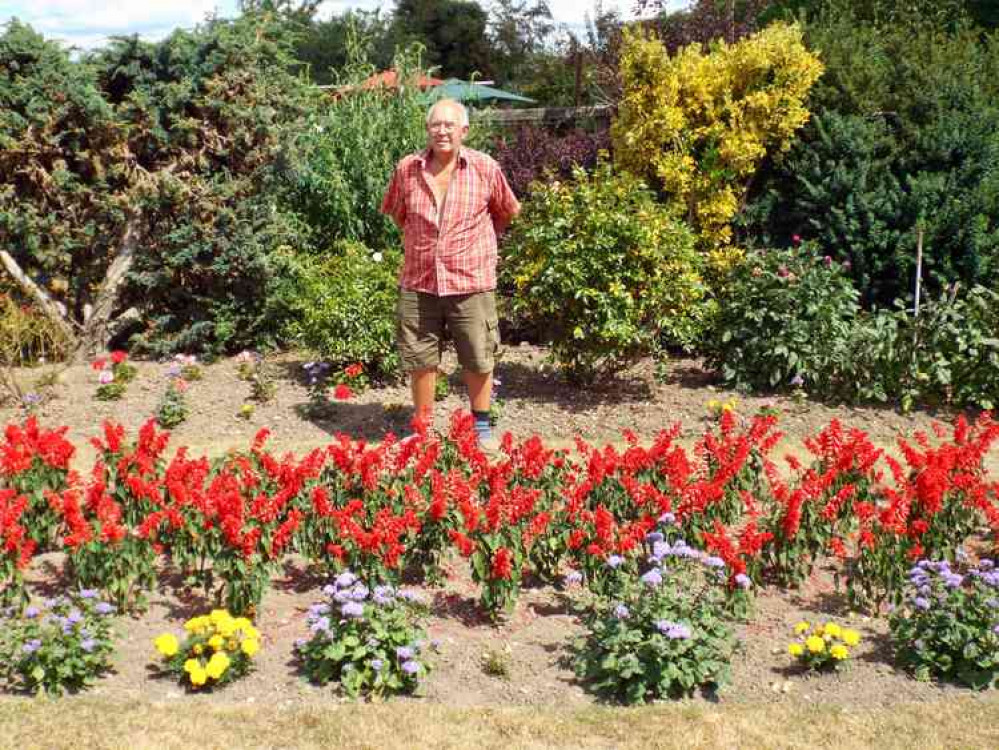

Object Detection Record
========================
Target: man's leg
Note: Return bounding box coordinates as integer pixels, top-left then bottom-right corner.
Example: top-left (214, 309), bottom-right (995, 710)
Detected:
top-left (411, 367), bottom-right (437, 424)
top-left (397, 290), bottom-right (444, 434)
top-left (448, 292), bottom-right (500, 444)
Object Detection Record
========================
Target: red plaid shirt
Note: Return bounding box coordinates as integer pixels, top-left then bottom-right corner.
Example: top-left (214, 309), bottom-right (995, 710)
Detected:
top-left (380, 147), bottom-right (520, 296)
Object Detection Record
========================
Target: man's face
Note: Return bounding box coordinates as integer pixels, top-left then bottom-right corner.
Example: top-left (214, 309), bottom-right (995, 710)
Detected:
top-left (426, 104), bottom-right (468, 158)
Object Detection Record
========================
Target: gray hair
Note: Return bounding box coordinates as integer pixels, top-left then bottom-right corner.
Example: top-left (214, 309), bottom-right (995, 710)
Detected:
top-left (426, 98), bottom-right (469, 128)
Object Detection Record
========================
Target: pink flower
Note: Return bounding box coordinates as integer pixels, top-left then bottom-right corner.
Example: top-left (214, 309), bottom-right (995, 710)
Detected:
top-left (792, 234), bottom-right (802, 245)
top-left (98, 370), bottom-right (114, 385)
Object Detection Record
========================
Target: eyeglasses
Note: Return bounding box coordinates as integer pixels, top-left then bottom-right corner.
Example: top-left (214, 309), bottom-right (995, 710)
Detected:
top-left (428, 121), bottom-right (460, 133)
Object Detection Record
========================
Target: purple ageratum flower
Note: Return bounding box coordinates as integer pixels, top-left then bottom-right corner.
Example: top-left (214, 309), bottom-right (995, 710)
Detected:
top-left (370, 658), bottom-right (384, 672)
top-left (341, 601), bottom-right (365, 619)
top-left (401, 660), bottom-right (420, 675)
top-left (80, 639), bottom-right (97, 653)
top-left (95, 602), bottom-right (115, 616)
top-left (335, 571), bottom-right (357, 589)
top-left (987, 599), bottom-right (999, 609)
top-left (606, 555), bottom-right (624, 569)
top-left (372, 586), bottom-right (395, 605)
top-left (703, 556), bottom-right (726, 569)
top-left (67, 609), bottom-right (83, 625)
top-left (651, 541), bottom-right (670, 561)
top-left (658, 512), bottom-right (676, 526)
top-left (310, 616), bottom-right (331, 633)
top-left (979, 559), bottom-right (995, 571)
top-left (24, 606), bottom-right (39, 619)
top-left (640, 569), bottom-right (663, 587)
top-left (790, 374), bottom-right (804, 388)
top-left (563, 570), bottom-right (583, 585)
top-left (734, 573), bottom-right (751, 589)
top-left (914, 597), bottom-right (931, 611)
top-left (396, 646), bottom-right (415, 660)
top-left (294, 638), bottom-right (307, 649)
top-left (943, 573), bottom-right (964, 589)
top-left (308, 603), bottom-right (330, 616)
top-left (346, 584), bottom-right (369, 602)
top-left (322, 584), bottom-right (337, 597)
top-left (79, 589), bottom-right (98, 599)
top-left (613, 603), bottom-right (630, 620)
top-left (22, 639), bottom-right (42, 654)
top-left (993, 625), bottom-right (999, 636)
top-left (667, 624), bottom-right (692, 640)
top-left (646, 532), bottom-right (664, 544)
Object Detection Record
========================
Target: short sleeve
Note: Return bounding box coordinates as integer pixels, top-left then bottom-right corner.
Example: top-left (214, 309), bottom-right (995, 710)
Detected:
top-left (380, 163), bottom-right (407, 226)
top-left (487, 164), bottom-right (521, 234)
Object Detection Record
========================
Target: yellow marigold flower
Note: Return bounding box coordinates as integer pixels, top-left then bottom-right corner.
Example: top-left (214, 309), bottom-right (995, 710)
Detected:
top-left (824, 623), bottom-right (842, 639)
top-left (183, 659), bottom-right (200, 674)
top-left (793, 621), bottom-right (810, 635)
top-left (208, 634), bottom-right (225, 651)
top-left (241, 638), bottom-right (260, 657)
top-left (190, 667), bottom-right (208, 687)
top-left (193, 644), bottom-right (204, 655)
top-left (233, 617), bottom-right (253, 631)
top-left (842, 629), bottom-right (860, 647)
top-left (154, 633), bottom-right (179, 657)
top-left (830, 644), bottom-right (849, 660)
top-left (788, 643), bottom-right (804, 657)
top-left (206, 652), bottom-right (230, 680)
top-left (209, 609), bottom-right (231, 626)
top-left (806, 635), bottom-right (825, 653)
top-left (227, 639), bottom-right (238, 651)
top-left (813, 625), bottom-right (825, 637)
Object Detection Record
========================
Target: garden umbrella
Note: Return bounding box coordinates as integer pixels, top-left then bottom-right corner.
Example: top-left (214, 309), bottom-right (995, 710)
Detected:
top-left (427, 78), bottom-right (536, 104)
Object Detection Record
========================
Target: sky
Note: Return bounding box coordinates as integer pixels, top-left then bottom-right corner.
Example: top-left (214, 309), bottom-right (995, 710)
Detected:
top-left (2, 1), bottom-right (686, 52)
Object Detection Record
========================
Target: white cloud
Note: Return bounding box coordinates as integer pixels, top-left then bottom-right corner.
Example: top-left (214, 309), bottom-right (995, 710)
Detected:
top-left (3, 0), bottom-right (688, 51)
top-left (3, 0), bottom-right (238, 49)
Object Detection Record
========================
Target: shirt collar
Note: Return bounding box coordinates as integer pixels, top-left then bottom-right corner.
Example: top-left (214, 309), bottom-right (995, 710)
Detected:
top-left (419, 146), bottom-right (467, 168)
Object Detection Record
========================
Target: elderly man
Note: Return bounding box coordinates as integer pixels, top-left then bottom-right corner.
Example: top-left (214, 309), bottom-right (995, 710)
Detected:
top-left (380, 98), bottom-right (520, 446)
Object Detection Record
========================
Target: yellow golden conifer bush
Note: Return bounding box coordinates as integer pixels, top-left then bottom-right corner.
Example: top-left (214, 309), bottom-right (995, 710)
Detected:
top-left (613, 23), bottom-right (824, 251)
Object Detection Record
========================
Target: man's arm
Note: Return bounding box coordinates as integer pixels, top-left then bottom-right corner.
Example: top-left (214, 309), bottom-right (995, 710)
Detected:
top-left (380, 163), bottom-right (407, 230)
top-left (488, 165), bottom-right (521, 236)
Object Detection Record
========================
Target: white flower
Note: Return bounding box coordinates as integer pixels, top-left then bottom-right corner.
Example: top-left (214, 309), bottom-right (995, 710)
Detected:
top-left (372, 252), bottom-right (383, 263)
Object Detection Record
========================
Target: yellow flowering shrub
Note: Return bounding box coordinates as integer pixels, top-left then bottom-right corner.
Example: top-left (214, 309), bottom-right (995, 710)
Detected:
top-left (788, 620), bottom-right (860, 672)
top-left (153, 609), bottom-right (259, 690)
top-left (613, 23), bottom-right (823, 250)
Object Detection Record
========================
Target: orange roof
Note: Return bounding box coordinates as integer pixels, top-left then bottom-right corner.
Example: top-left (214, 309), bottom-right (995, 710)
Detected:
top-left (358, 69), bottom-right (443, 90)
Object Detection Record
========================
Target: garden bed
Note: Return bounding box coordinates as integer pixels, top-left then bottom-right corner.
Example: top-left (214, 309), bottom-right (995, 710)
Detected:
top-left (2, 345), bottom-right (996, 714)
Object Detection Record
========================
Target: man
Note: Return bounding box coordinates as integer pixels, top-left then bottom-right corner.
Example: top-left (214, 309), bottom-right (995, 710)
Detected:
top-left (380, 98), bottom-right (520, 447)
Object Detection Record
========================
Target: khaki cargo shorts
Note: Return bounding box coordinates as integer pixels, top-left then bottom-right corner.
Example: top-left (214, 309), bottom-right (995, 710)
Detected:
top-left (397, 289), bottom-right (500, 374)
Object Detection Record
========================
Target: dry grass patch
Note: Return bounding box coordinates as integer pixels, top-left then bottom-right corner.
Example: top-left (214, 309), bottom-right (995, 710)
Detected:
top-left (1, 695), bottom-right (998, 750)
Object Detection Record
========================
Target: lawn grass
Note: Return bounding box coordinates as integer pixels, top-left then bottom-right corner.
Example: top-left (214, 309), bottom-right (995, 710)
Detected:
top-left (1, 695), bottom-right (997, 750)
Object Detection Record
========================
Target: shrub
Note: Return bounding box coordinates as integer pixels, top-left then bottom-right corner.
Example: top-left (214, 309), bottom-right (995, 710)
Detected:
top-left (0, 591), bottom-right (117, 695)
top-left (278, 47), bottom-right (429, 253)
top-left (889, 558), bottom-right (999, 689)
top-left (153, 610), bottom-right (259, 691)
top-left (501, 161), bottom-right (706, 383)
top-left (296, 571), bottom-right (431, 698)
top-left (490, 124), bottom-right (611, 198)
top-left (573, 541), bottom-right (740, 703)
top-left (704, 244), bottom-right (999, 410)
top-left (280, 242), bottom-right (402, 381)
top-left (704, 245), bottom-right (860, 393)
top-left (156, 379), bottom-right (189, 429)
top-left (613, 23), bottom-right (822, 250)
top-left (746, 9), bottom-right (999, 306)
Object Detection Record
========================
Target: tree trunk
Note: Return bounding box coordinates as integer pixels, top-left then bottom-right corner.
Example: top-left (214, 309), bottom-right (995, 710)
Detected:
top-left (74, 212), bottom-right (142, 360)
top-left (1, 210), bottom-right (143, 363)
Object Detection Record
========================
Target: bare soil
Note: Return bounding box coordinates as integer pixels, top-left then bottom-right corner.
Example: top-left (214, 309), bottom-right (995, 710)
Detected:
top-left (2, 345), bottom-right (995, 710)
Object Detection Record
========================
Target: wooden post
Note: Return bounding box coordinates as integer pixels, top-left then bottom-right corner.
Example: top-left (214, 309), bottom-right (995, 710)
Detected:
top-left (914, 226), bottom-right (924, 318)
top-left (572, 36), bottom-right (583, 108)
